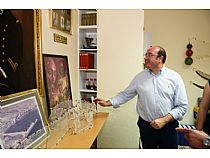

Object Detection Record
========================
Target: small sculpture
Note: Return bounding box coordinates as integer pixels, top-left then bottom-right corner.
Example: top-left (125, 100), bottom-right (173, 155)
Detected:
top-left (83, 37), bottom-right (97, 49)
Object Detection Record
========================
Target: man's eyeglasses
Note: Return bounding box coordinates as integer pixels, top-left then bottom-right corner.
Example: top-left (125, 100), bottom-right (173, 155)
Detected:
top-left (144, 53), bottom-right (158, 58)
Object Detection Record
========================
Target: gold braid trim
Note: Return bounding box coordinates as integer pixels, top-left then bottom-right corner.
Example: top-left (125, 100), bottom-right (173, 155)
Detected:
top-left (8, 58), bottom-right (18, 72)
top-left (0, 82), bottom-right (8, 87)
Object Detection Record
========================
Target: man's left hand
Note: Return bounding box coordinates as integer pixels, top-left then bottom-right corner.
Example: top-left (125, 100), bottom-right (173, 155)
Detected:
top-left (150, 118), bottom-right (166, 129)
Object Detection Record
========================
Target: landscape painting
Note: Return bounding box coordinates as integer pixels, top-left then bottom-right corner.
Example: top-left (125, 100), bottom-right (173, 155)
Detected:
top-left (0, 90), bottom-right (48, 149)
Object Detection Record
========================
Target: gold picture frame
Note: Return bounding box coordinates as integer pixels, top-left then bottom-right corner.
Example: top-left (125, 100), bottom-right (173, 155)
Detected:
top-left (49, 9), bottom-right (72, 34)
top-left (0, 9), bottom-right (44, 97)
top-left (34, 9), bottom-right (44, 97)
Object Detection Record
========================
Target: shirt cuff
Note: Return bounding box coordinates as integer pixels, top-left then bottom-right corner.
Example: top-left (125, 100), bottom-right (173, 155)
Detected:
top-left (109, 99), bottom-right (120, 108)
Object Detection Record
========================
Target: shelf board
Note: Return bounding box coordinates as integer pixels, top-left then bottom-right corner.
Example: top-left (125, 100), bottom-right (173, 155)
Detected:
top-left (80, 69), bottom-right (97, 72)
top-left (79, 25), bottom-right (97, 29)
top-left (80, 49), bottom-right (97, 52)
top-left (80, 89), bottom-right (97, 93)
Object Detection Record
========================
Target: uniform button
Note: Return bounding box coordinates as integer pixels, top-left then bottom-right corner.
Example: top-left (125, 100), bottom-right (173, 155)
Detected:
top-left (5, 25), bottom-right (8, 27)
top-left (2, 59), bottom-right (4, 62)
top-left (2, 37), bottom-right (5, 40)
top-left (2, 52), bottom-right (4, 55)
top-left (2, 45), bottom-right (5, 48)
top-left (3, 29), bottom-right (6, 32)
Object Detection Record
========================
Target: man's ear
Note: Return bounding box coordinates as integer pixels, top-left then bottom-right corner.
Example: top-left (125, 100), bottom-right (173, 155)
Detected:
top-left (156, 55), bottom-right (162, 61)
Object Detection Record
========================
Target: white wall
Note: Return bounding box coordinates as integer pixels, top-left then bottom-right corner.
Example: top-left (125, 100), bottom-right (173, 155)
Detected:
top-left (144, 10), bottom-right (210, 125)
top-left (97, 9), bottom-right (144, 148)
top-left (41, 9), bottom-right (79, 107)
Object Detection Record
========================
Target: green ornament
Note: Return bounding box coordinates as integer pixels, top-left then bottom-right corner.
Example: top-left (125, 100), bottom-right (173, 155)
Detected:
top-left (185, 57), bottom-right (193, 65)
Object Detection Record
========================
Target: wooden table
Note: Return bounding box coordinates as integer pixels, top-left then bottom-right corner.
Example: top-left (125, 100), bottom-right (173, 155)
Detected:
top-left (39, 112), bottom-right (109, 149)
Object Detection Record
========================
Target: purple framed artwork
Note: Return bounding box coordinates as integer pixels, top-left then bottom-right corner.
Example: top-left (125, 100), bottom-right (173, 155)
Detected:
top-left (43, 54), bottom-right (72, 117)
top-left (0, 89), bottom-right (48, 149)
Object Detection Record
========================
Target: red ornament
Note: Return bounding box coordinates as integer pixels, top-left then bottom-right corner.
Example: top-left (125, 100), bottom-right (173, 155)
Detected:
top-left (186, 49), bottom-right (193, 56)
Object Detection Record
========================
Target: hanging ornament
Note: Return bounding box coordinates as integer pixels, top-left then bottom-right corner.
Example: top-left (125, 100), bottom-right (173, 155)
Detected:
top-left (184, 40), bottom-right (193, 65)
top-left (185, 56), bottom-right (193, 65)
top-left (187, 43), bottom-right (193, 49)
top-left (186, 49), bottom-right (193, 56)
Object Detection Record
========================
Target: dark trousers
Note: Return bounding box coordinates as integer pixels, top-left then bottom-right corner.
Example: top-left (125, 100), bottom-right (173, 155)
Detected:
top-left (137, 116), bottom-right (178, 149)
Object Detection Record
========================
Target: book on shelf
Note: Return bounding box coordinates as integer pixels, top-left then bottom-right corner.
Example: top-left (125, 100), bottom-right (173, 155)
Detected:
top-left (81, 13), bottom-right (97, 26)
top-left (79, 53), bottom-right (94, 69)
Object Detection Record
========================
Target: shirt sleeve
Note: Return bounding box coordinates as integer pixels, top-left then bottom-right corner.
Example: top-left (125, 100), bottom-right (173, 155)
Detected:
top-left (169, 75), bottom-right (188, 121)
top-left (110, 77), bottom-right (138, 108)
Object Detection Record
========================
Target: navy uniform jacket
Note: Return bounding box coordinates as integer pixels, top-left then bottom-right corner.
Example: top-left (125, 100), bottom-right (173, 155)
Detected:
top-left (0, 10), bottom-right (23, 96)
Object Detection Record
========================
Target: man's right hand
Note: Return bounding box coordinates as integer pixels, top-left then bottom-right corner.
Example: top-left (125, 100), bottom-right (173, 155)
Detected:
top-left (94, 98), bottom-right (112, 107)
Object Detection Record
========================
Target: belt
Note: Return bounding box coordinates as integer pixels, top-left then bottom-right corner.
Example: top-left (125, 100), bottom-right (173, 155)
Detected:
top-left (138, 116), bottom-right (150, 123)
top-left (138, 116), bottom-right (178, 126)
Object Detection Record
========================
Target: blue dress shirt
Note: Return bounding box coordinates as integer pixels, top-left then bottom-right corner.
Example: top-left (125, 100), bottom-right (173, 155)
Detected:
top-left (110, 66), bottom-right (188, 122)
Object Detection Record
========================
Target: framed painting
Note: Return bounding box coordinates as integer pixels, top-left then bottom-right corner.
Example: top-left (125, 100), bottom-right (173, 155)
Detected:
top-left (43, 54), bottom-right (72, 118)
top-left (49, 9), bottom-right (72, 34)
top-left (0, 89), bottom-right (48, 149)
top-left (0, 9), bottom-right (44, 97)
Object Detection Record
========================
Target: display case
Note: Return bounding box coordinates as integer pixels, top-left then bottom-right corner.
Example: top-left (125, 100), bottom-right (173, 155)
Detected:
top-left (78, 9), bottom-right (98, 101)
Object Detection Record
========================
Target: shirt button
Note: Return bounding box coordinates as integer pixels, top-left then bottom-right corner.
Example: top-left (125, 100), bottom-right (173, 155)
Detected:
top-left (2, 45), bottom-right (5, 48)
top-left (2, 37), bottom-right (5, 40)
top-left (2, 52), bottom-right (5, 55)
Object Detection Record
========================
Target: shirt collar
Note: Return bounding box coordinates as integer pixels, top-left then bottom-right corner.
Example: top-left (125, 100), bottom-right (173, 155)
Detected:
top-left (149, 66), bottom-right (165, 76)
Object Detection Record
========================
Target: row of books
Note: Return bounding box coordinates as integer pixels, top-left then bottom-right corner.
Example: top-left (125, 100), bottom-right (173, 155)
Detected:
top-left (79, 53), bottom-right (94, 69)
top-left (81, 13), bottom-right (97, 26)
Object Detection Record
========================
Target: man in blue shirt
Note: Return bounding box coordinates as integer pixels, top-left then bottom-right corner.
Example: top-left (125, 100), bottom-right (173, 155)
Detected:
top-left (94, 45), bottom-right (188, 149)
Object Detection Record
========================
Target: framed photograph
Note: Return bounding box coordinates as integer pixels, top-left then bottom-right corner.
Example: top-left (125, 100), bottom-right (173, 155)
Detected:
top-left (43, 54), bottom-right (72, 117)
top-left (0, 9), bottom-right (44, 97)
top-left (49, 9), bottom-right (72, 34)
top-left (0, 89), bottom-right (48, 149)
